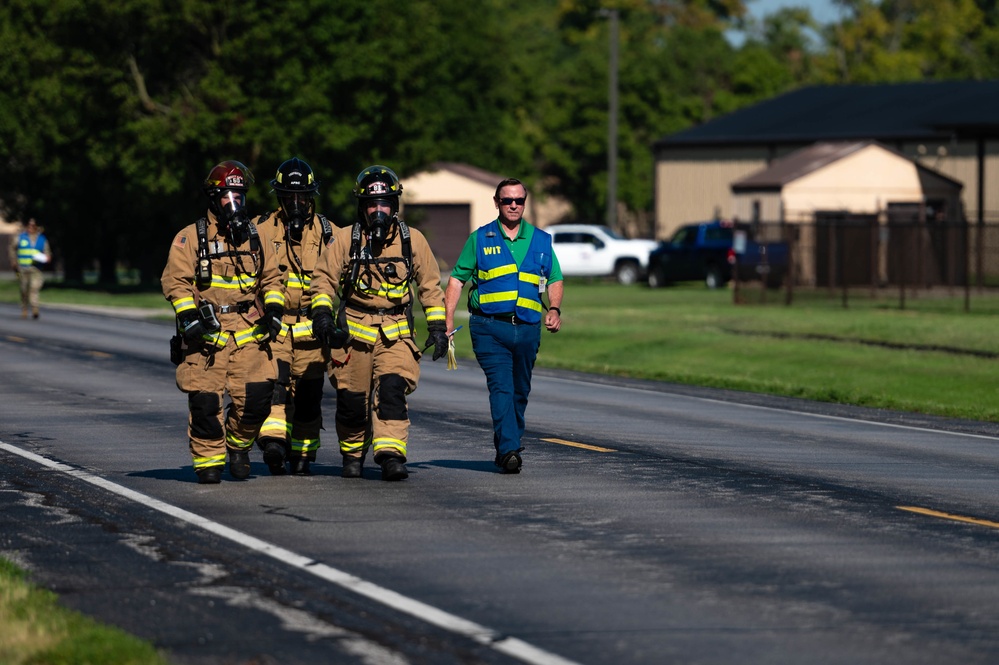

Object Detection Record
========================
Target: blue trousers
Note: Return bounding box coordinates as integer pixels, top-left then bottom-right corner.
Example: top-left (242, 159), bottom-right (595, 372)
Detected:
top-left (469, 313), bottom-right (541, 458)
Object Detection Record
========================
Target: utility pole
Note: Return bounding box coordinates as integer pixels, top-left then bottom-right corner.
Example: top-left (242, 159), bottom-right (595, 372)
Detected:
top-left (606, 8), bottom-right (619, 233)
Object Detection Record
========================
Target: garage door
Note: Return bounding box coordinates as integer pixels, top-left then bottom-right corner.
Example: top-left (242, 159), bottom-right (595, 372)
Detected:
top-left (403, 204), bottom-right (470, 269)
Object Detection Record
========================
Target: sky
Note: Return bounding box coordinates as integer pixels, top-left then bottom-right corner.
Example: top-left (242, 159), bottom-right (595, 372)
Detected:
top-left (746, 0), bottom-right (845, 25)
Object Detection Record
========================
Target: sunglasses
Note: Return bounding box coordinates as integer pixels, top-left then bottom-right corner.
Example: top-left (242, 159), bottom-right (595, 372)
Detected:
top-left (499, 197), bottom-right (526, 206)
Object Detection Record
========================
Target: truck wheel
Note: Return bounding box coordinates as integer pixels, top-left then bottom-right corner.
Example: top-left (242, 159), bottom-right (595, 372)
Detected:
top-left (615, 261), bottom-right (640, 285)
top-left (647, 266), bottom-right (665, 288)
top-left (705, 266), bottom-right (724, 289)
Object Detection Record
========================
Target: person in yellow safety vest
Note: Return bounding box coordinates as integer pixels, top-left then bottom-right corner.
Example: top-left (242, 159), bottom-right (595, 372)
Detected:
top-left (10, 218), bottom-right (51, 319)
top-left (253, 157), bottom-right (334, 476)
top-left (309, 165), bottom-right (449, 481)
top-left (161, 160), bottom-right (286, 485)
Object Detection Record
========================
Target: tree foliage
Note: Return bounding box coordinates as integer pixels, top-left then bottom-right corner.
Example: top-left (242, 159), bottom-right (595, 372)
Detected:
top-left (1, 0), bottom-right (997, 284)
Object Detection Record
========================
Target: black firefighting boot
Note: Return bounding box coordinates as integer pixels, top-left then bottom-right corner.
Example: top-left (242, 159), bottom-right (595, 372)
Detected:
top-left (196, 466), bottom-right (222, 485)
top-left (379, 455), bottom-right (408, 482)
top-left (289, 456), bottom-right (312, 476)
top-left (262, 440), bottom-right (287, 476)
top-left (341, 454), bottom-right (363, 479)
top-left (228, 449), bottom-right (251, 480)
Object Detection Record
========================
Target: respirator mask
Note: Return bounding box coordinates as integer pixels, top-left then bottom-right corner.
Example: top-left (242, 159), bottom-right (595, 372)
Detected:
top-left (217, 190), bottom-right (250, 245)
top-left (365, 199), bottom-right (393, 255)
top-left (281, 194), bottom-right (314, 242)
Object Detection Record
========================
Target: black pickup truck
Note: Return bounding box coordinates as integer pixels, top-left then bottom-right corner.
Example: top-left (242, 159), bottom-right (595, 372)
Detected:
top-left (646, 220), bottom-right (789, 289)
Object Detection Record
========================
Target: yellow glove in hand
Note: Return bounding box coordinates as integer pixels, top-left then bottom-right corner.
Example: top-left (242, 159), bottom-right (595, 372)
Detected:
top-left (446, 336), bottom-right (458, 370)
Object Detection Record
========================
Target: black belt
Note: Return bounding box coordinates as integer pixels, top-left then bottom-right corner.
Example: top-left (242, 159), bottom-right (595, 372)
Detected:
top-left (215, 301), bottom-right (254, 314)
top-left (470, 308), bottom-right (531, 325)
top-left (347, 303), bottom-right (409, 316)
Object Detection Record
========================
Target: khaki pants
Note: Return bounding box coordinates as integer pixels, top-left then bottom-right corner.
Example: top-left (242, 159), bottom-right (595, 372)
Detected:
top-left (262, 325), bottom-right (326, 460)
top-left (176, 341), bottom-right (276, 471)
top-left (18, 267), bottom-right (44, 315)
top-left (329, 333), bottom-right (420, 462)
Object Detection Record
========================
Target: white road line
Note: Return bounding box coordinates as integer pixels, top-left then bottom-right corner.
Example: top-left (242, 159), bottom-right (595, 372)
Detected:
top-left (545, 376), bottom-right (999, 442)
top-left (0, 441), bottom-right (581, 665)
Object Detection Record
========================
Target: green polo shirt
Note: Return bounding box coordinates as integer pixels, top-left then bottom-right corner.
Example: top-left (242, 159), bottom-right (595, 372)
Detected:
top-left (450, 219), bottom-right (563, 310)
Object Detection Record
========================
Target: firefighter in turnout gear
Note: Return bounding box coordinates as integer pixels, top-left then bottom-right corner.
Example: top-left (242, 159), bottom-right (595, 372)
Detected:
top-left (310, 165), bottom-right (447, 481)
top-left (161, 160), bottom-right (286, 485)
top-left (253, 157), bottom-right (333, 476)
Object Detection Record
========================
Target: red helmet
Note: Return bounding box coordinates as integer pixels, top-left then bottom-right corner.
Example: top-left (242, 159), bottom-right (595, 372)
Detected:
top-left (204, 160), bottom-right (254, 197)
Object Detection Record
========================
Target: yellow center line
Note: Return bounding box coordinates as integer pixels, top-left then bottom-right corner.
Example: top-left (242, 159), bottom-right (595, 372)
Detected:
top-left (897, 505), bottom-right (999, 530)
top-left (541, 437), bottom-right (617, 453)
top-left (86, 350), bottom-right (113, 359)
top-left (5, 335), bottom-right (27, 343)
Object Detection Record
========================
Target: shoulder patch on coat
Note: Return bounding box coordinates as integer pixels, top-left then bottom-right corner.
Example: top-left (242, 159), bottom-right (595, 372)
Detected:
top-left (173, 235), bottom-right (187, 248)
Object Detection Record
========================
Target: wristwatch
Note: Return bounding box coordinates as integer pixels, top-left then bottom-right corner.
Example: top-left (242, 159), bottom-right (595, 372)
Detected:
top-left (550, 307), bottom-right (561, 316)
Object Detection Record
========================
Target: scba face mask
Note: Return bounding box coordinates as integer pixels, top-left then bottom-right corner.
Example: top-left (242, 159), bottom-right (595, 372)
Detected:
top-left (367, 210), bottom-right (391, 255)
top-left (218, 190), bottom-right (250, 244)
top-left (281, 194), bottom-right (314, 242)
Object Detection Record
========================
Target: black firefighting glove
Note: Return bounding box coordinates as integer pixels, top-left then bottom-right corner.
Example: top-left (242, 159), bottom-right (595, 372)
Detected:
top-left (177, 310), bottom-right (206, 343)
top-left (311, 307), bottom-right (349, 349)
top-left (260, 304), bottom-right (284, 343)
top-left (425, 323), bottom-right (449, 361)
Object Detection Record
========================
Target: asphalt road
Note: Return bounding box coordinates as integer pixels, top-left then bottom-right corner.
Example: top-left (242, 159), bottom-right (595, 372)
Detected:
top-left (2, 302), bottom-right (999, 665)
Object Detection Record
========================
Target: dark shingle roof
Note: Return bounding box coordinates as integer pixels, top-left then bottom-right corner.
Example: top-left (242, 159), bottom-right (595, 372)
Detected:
top-left (655, 81), bottom-right (999, 150)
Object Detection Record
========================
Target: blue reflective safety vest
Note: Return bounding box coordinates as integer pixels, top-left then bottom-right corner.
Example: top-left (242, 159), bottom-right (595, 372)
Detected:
top-left (474, 220), bottom-right (553, 325)
top-left (16, 232), bottom-right (47, 268)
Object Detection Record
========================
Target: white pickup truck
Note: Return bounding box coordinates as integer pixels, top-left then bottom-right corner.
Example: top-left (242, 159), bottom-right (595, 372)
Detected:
top-left (548, 224), bottom-right (658, 285)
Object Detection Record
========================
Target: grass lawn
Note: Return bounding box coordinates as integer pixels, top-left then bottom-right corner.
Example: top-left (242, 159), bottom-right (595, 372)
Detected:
top-left (4, 276), bottom-right (999, 421)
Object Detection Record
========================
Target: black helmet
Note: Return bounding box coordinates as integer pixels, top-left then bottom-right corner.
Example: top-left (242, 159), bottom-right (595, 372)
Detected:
top-left (270, 157), bottom-right (318, 241)
top-left (270, 157), bottom-right (319, 195)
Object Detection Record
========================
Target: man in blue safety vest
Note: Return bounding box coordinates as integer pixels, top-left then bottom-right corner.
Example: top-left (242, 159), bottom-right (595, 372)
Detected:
top-left (10, 218), bottom-right (51, 319)
top-left (444, 177), bottom-right (564, 474)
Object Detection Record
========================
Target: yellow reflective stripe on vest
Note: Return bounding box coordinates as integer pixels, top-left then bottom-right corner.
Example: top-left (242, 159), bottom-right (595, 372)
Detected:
top-left (234, 325), bottom-right (268, 347)
top-left (210, 273), bottom-right (257, 290)
top-left (172, 296), bottom-right (197, 315)
top-left (291, 321), bottom-right (313, 339)
top-left (286, 273), bottom-right (310, 290)
top-left (520, 272), bottom-right (541, 285)
top-left (381, 319), bottom-right (411, 340)
top-left (516, 297), bottom-right (543, 313)
top-left (479, 290), bottom-right (518, 305)
top-left (477, 263), bottom-right (518, 281)
top-left (203, 330), bottom-right (231, 348)
top-left (357, 281), bottom-right (410, 299)
top-left (346, 320), bottom-right (378, 344)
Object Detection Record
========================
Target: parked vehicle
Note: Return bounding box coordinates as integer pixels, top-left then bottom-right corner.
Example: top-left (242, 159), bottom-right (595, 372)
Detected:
top-left (549, 224), bottom-right (659, 285)
top-left (647, 220), bottom-right (789, 289)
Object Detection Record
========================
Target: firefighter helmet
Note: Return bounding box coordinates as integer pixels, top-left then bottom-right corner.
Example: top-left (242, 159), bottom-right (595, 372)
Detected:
top-left (270, 157), bottom-right (319, 195)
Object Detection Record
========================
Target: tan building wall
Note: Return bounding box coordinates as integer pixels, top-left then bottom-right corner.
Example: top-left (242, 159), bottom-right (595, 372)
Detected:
top-left (402, 169), bottom-right (497, 233)
top-left (403, 165), bottom-right (572, 234)
top-left (657, 140), bottom-right (999, 240)
top-left (778, 144), bottom-right (962, 221)
top-left (655, 146), bottom-right (774, 241)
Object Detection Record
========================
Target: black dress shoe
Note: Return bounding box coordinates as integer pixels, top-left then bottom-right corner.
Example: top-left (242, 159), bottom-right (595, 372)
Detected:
top-left (228, 450), bottom-right (251, 480)
top-left (380, 456), bottom-right (408, 481)
top-left (341, 455), bottom-right (363, 478)
top-left (499, 451), bottom-right (522, 474)
top-left (289, 457), bottom-right (312, 475)
top-left (262, 440), bottom-right (287, 475)
top-left (196, 467), bottom-right (222, 484)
